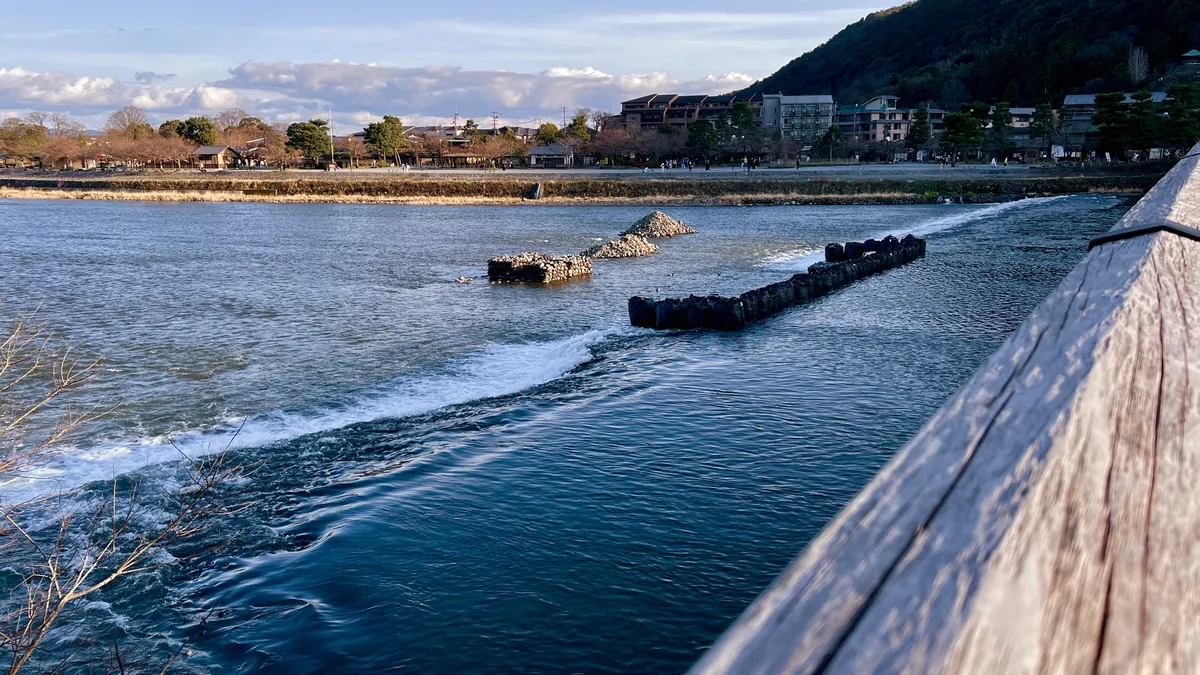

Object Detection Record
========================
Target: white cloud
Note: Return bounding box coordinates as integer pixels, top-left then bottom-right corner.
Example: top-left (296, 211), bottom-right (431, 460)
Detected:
top-left (0, 60), bottom-right (758, 129)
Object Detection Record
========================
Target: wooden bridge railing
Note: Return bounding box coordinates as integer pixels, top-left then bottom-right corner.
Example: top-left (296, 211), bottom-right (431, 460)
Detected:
top-left (691, 146), bottom-right (1200, 675)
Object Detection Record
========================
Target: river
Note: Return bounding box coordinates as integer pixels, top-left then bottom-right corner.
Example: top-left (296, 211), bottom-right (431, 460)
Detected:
top-left (0, 196), bottom-right (1127, 673)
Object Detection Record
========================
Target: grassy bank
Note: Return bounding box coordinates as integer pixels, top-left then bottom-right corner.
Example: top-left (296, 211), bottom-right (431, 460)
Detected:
top-left (0, 172), bottom-right (1161, 205)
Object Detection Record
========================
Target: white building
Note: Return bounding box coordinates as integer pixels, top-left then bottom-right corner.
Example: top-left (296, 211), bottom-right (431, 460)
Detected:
top-left (761, 94), bottom-right (837, 144)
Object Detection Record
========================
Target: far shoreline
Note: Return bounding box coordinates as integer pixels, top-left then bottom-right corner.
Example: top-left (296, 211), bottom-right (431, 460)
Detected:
top-left (0, 167), bottom-right (1162, 206)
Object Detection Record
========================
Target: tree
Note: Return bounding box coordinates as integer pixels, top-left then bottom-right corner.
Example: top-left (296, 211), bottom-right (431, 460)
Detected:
top-left (1126, 89), bottom-right (1161, 151)
top-left (1128, 46), bottom-right (1149, 86)
top-left (590, 128), bottom-right (635, 164)
top-left (1093, 92), bottom-right (1130, 156)
top-left (1030, 103), bottom-right (1056, 159)
top-left (105, 105), bottom-right (153, 140)
top-left (535, 122), bottom-right (563, 145)
top-left (213, 107), bottom-right (252, 132)
top-left (0, 117), bottom-right (48, 162)
top-left (589, 109), bottom-right (612, 133)
top-left (1001, 80), bottom-right (1021, 105)
top-left (812, 125), bottom-right (847, 161)
top-left (286, 119), bottom-right (332, 162)
top-left (462, 118), bottom-right (481, 141)
top-left (362, 115), bottom-right (408, 165)
top-left (988, 101), bottom-right (1015, 160)
top-left (48, 113), bottom-right (84, 139)
top-left (686, 119), bottom-right (720, 164)
top-left (179, 117), bottom-right (220, 146)
top-left (158, 119), bottom-right (184, 137)
top-left (337, 136), bottom-right (368, 168)
top-left (906, 105), bottom-right (931, 152)
top-left (940, 111), bottom-right (983, 165)
top-left (566, 110), bottom-right (590, 141)
top-left (0, 304), bottom-right (252, 673)
top-left (1164, 83), bottom-right (1200, 148)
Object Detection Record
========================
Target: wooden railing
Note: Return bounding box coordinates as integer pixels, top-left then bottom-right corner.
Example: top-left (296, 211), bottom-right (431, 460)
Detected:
top-left (691, 145), bottom-right (1200, 674)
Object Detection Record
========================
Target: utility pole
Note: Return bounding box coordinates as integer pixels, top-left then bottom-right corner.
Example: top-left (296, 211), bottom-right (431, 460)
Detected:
top-left (453, 108), bottom-right (459, 132)
top-left (328, 105), bottom-right (335, 167)
top-left (562, 106), bottom-right (567, 127)
top-left (492, 112), bottom-right (499, 134)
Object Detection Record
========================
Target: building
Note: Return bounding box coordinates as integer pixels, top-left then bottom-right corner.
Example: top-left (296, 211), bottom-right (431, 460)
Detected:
top-left (619, 93), bottom-right (763, 132)
top-left (761, 94), bottom-right (836, 145)
top-left (529, 143), bottom-right (573, 168)
top-left (837, 96), bottom-right (911, 143)
top-left (1061, 92), bottom-right (1169, 152)
top-left (191, 146), bottom-right (241, 169)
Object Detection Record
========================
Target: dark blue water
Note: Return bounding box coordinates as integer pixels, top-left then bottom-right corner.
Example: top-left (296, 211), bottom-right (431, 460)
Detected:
top-left (0, 196), bottom-right (1127, 673)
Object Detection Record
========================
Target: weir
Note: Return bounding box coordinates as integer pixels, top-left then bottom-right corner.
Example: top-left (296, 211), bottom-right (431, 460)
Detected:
top-left (690, 145), bottom-right (1200, 673)
top-left (628, 234), bottom-right (926, 330)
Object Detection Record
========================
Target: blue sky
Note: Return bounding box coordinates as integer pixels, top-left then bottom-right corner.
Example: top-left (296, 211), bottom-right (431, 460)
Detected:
top-left (0, 1), bottom-right (886, 129)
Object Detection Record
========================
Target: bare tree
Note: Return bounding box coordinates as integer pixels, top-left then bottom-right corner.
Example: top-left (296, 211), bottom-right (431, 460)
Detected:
top-left (21, 113), bottom-right (48, 131)
top-left (213, 108), bottom-right (252, 132)
top-left (589, 109), bottom-right (612, 133)
top-left (0, 303), bottom-right (256, 674)
top-left (48, 114), bottom-right (85, 139)
top-left (105, 106), bottom-right (152, 140)
top-left (1129, 46), bottom-right (1150, 85)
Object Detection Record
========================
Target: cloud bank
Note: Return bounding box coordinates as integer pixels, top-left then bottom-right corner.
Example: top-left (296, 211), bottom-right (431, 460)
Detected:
top-left (0, 61), bottom-right (757, 128)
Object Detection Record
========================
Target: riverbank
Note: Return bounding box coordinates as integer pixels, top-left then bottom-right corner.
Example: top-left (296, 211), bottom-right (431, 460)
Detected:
top-left (0, 171), bottom-right (1161, 205)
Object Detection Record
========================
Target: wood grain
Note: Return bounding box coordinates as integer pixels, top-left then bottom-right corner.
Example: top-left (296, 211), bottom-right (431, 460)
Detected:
top-left (691, 148), bottom-right (1200, 675)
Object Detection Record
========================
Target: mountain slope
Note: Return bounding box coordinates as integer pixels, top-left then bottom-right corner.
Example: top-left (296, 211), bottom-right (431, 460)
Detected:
top-left (746, 0), bottom-right (1200, 107)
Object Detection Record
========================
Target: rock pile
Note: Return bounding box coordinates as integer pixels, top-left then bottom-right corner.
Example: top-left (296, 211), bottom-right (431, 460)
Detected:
top-left (488, 253), bottom-right (593, 283)
top-left (581, 234), bottom-right (660, 259)
top-left (628, 234), bottom-right (926, 330)
top-left (621, 211), bottom-right (697, 238)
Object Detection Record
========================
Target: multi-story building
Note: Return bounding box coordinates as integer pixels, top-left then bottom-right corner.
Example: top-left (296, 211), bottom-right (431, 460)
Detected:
top-left (837, 96), bottom-right (911, 143)
top-left (761, 94), bottom-right (836, 145)
top-left (619, 93), bottom-right (762, 132)
top-left (1061, 92), bottom-right (1168, 152)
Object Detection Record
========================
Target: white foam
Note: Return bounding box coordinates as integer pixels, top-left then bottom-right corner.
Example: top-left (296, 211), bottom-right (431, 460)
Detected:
top-left (766, 196), bottom-right (1071, 272)
top-left (0, 329), bottom-right (616, 504)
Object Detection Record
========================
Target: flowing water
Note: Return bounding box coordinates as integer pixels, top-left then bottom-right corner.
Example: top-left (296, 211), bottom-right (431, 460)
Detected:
top-left (0, 195), bottom-right (1128, 673)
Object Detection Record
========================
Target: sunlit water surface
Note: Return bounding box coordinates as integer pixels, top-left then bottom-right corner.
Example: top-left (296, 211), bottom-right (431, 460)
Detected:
top-left (0, 196), bottom-right (1127, 673)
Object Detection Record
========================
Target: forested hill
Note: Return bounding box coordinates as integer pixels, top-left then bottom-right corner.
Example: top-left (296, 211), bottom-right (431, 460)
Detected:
top-left (744, 0), bottom-right (1200, 107)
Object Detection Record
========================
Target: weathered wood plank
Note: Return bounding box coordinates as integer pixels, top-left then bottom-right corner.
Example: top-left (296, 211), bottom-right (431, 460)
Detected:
top-left (691, 147), bottom-right (1200, 675)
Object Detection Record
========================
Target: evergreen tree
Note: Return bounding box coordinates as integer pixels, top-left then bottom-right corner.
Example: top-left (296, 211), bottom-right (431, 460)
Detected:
top-left (179, 117), bottom-right (220, 146)
top-left (906, 105), bottom-right (931, 152)
top-left (1030, 103), bottom-right (1056, 158)
top-left (941, 112), bottom-right (983, 165)
top-left (988, 101), bottom-right (1015, 160)
top-left (686, 119), bottom-right (719, 162)
top-left (286, 119), bottom-right (332, 162)
top-left (1165, 83), bottom-right (1200, 149)
top-left (363, 115), bottom-right (408, 165)
top-left (1092, 92), bottom-right (1130, 156)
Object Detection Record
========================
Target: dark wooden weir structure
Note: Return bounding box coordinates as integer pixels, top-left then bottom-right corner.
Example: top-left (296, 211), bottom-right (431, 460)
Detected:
top-left (690, 146), bottom-right (1200, 675)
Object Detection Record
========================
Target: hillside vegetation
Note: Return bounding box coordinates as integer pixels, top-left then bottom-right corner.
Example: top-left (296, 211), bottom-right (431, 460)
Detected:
top-left (746, 0), bottom-right (1200, 107)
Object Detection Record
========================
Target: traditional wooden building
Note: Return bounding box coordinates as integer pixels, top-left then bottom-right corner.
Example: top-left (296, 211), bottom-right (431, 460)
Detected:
top-left (191, 145), bottom-right (242, 169)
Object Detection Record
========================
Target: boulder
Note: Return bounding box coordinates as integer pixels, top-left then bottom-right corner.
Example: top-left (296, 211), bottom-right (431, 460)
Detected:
top-left (711, 297), bottom-right (746, 330)
top-left (825, 243), bottom-right (846, 262)
top-left (654, 298), bottom-right (689, 329)
top-left (488, 253), bottom-right (592, 283)
top-left (684, 295), bottom-right (715, 328)
top-left (628, 296), bottom-right (656, 328)
top-left (880, 235), bottom-right (901, 253)
top-left (844, 241), bottom-right (865, 259)
top-left (863, 238), bottom-right (880, 253)
top-left (791, 273), bottom-right (813, 302)
top-left (582, 233), bottom-right (660, 259)
top-left (622, 211), bottom-right (697, 238)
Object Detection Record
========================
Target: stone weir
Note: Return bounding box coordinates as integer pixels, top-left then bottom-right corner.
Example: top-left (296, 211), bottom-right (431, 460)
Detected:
top-left (488, 253), bottom-right (593, 283)
top-left (627, 234), bottom-right (926, 330)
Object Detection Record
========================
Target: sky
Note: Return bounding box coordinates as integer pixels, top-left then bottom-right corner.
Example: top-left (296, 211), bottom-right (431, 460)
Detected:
top-left (0, 1), bottom-right (886, 130)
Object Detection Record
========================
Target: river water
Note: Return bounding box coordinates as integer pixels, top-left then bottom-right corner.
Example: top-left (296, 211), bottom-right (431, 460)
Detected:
top-left (0, 196), bottom-right (1127, 673)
